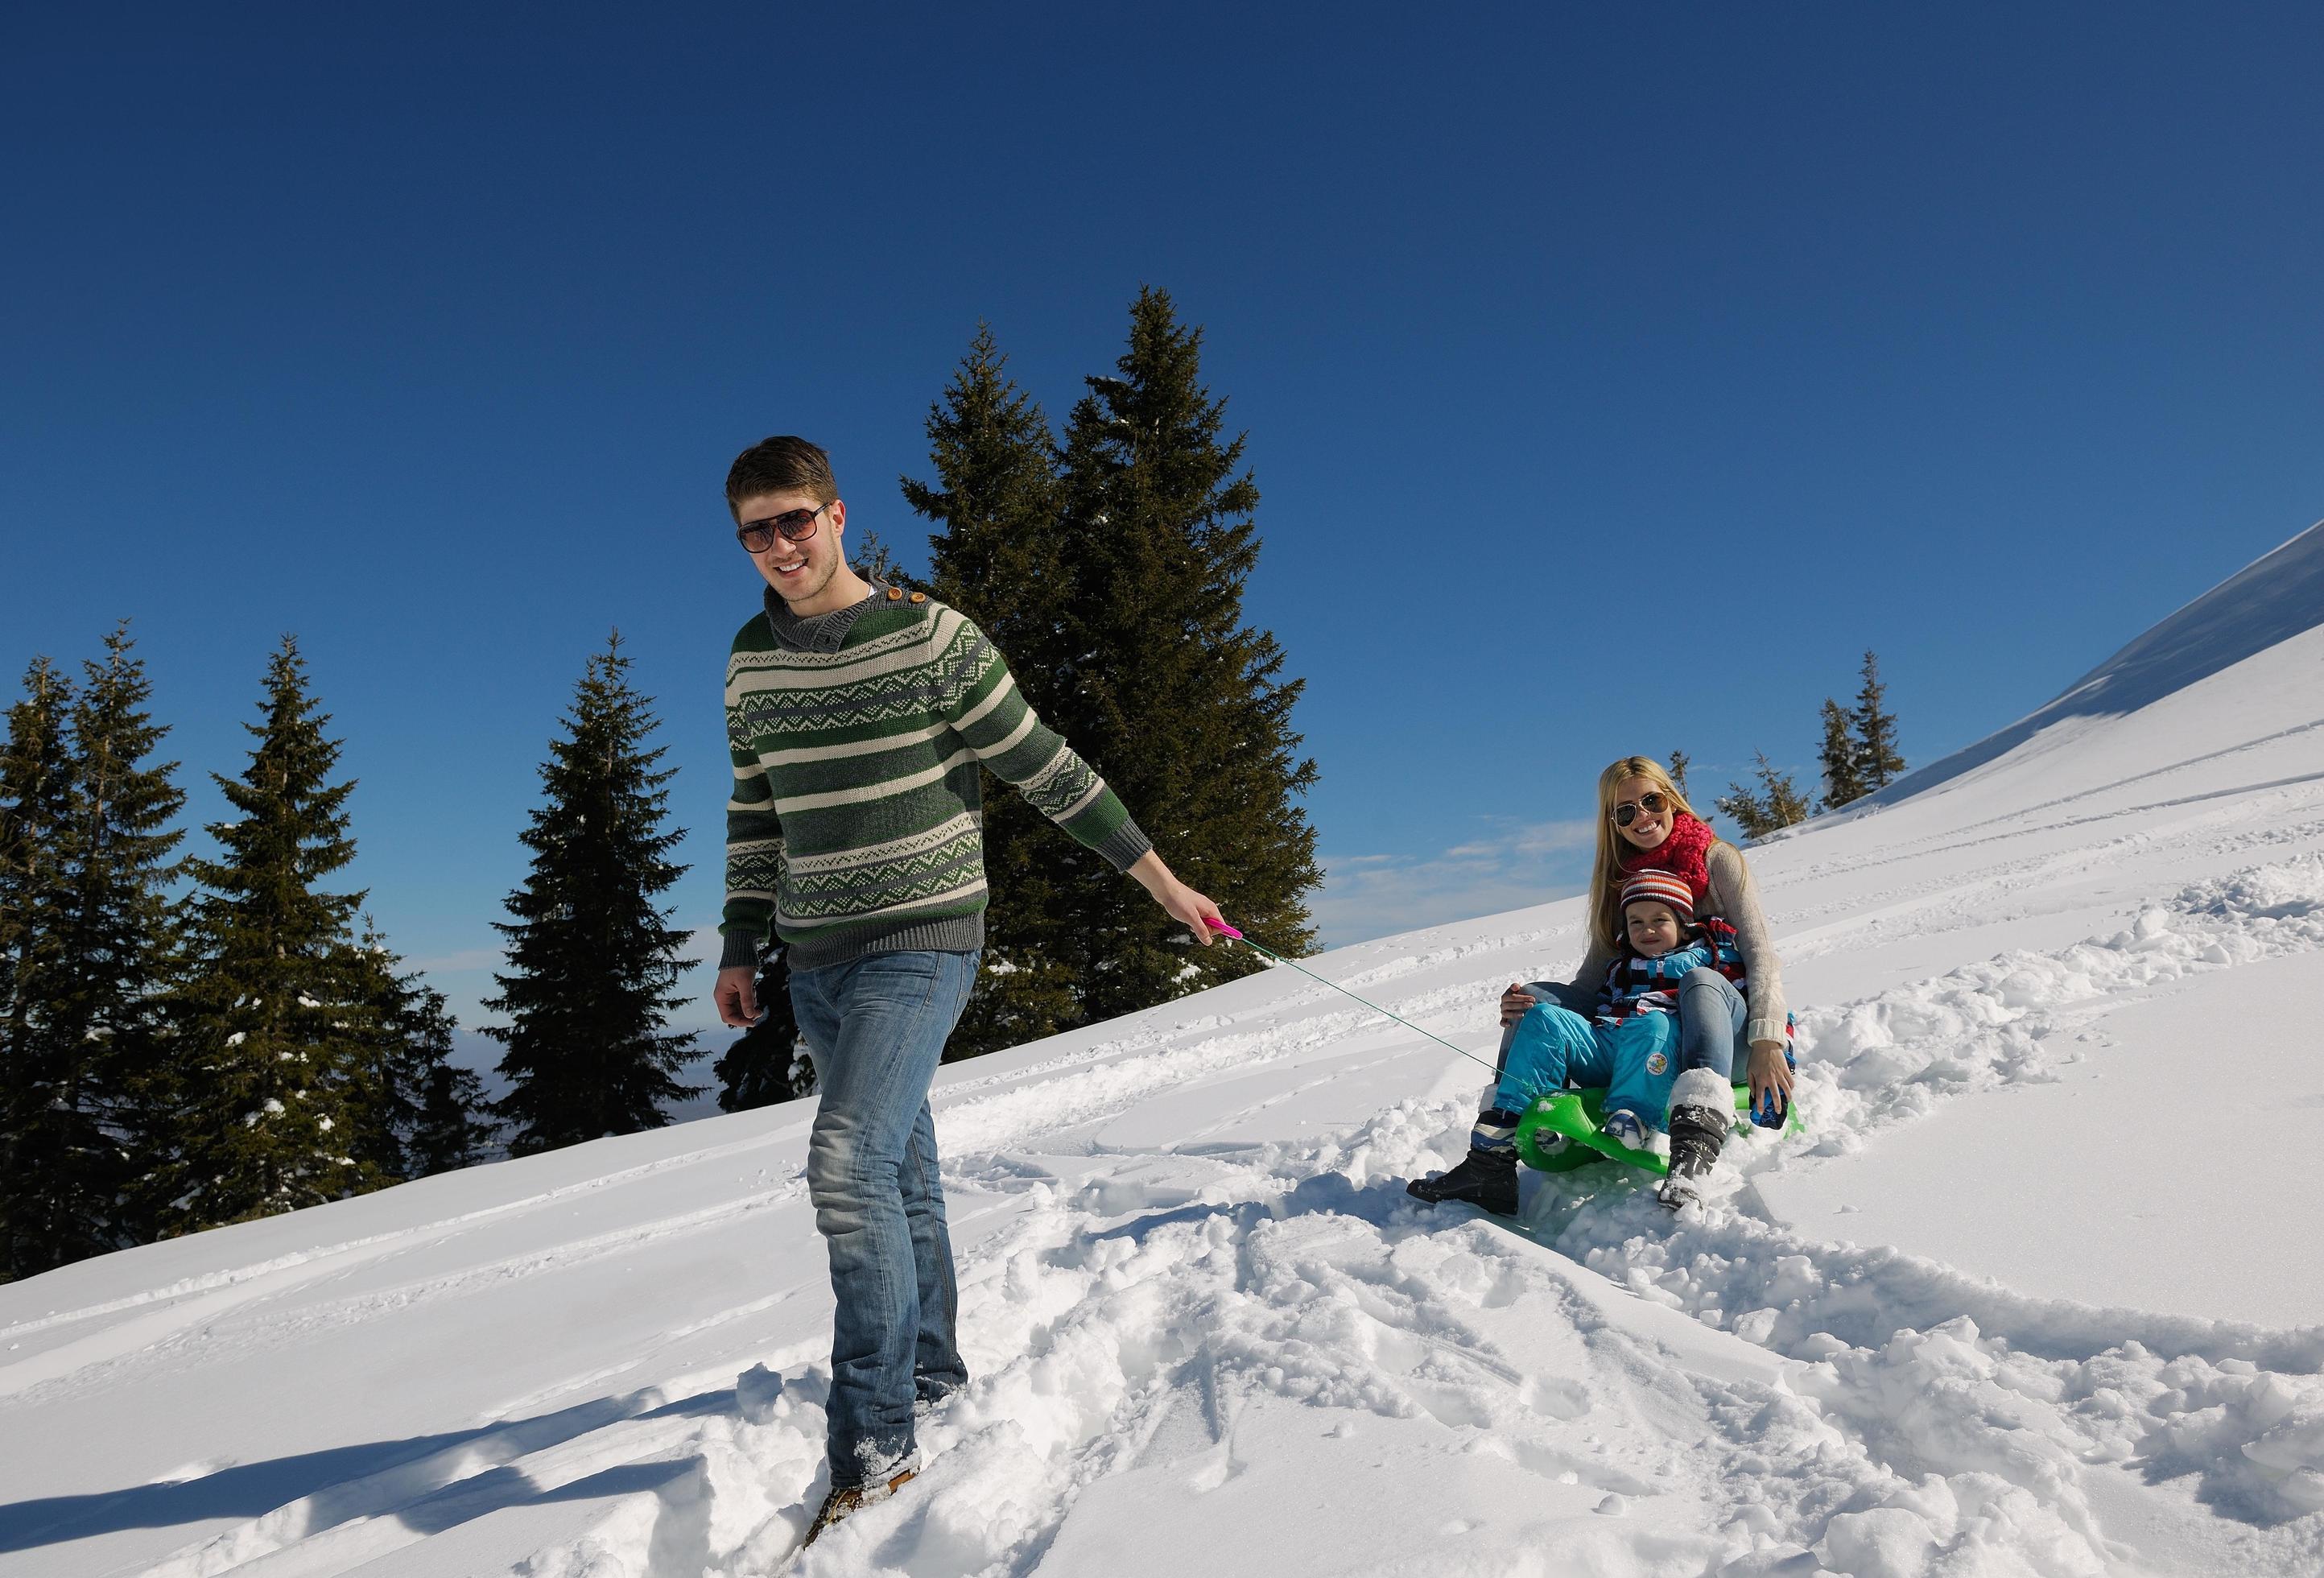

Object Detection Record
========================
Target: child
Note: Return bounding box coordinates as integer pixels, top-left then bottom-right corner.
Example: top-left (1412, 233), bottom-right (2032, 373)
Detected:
top-left (1409, 870), bottom-right (1736, 1215)
top-left (1584, 871), bottom-right (1718, 1142)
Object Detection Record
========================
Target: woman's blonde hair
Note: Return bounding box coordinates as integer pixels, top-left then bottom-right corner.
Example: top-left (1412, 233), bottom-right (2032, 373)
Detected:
top-left (1587, 756), bottom-right (1706, 952)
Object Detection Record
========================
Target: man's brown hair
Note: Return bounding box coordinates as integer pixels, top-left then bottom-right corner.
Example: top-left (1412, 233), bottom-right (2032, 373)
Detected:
top-left (726, 435), bottom-right (839, 516)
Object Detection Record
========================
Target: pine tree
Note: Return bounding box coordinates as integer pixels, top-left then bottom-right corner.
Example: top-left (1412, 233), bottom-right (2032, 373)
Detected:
top-left (1851, 651), bottom-right (1906, 791)
top-left (47, 626), bottom-right (186, 1259)
top-left (347, 919), bottom-right (498, 1179)
top-left (1716, 753), bottom-right (1813, 841)
top-left (902, 322), bottom-right (1085, 1055)
top-left (1667, 750), bottom-right (1692, 798)
top-left (159, 637), bottom-right (381, 1233)
top-left (412, 1058), bottom-right (498, 1175)
top-left (848, 527), bottom-right (914, 589)
top-left (486, 633), bottom-right (699, 1153)
top-left (1762, 756), bottom-right (1814, 831)
top-left (1714, 776), bottom-right (1773, 841)
top-left (1, 658), bottom-right (79, 1280)
top-left (344, 927), bottom-right (423, 1179)
top-left (1043, 288), bottom-right (1322, 1024)
top-left (1817, 697), bottom-right (1868, 809)
top-left (711, 945), bottom-right (814, 1112)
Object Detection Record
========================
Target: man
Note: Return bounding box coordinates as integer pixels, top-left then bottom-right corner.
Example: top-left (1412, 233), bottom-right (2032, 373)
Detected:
top-left (712, 435), bottom-right (1221, 1543)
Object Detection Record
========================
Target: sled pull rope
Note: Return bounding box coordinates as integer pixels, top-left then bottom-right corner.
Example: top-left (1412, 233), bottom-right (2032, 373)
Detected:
top-left (1204, 918), bottom-right (1502, 1076)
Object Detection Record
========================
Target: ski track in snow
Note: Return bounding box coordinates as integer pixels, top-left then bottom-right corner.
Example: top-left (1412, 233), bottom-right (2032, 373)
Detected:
top-left (105, 845), bottom-right (2324, 1578)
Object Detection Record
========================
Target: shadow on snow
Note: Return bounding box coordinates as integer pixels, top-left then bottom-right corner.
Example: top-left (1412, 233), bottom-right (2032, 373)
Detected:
top-left (0, 1386), bottom-right (731, 1557)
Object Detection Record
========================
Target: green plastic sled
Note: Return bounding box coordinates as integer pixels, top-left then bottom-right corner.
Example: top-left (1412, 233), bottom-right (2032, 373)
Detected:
top-left (1513, 1084), bottom-right (1803, 1175)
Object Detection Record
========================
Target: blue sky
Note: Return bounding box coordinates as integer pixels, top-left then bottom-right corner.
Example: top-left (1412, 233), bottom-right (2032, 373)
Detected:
top-left (6, 4), bottom-right (2322, 1064)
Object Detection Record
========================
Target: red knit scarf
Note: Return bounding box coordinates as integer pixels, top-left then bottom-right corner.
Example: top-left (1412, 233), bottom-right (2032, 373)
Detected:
top-left (1620, 811), bottom-right (1715, 909)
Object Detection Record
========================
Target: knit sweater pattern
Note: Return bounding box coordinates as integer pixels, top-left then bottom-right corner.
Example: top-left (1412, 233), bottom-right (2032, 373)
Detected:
top-left (720, 584), bottom-right (1152, 973)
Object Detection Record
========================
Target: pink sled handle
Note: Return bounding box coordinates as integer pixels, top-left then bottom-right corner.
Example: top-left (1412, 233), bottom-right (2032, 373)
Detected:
top-left (1203, 916), bottom-right (1245, 940)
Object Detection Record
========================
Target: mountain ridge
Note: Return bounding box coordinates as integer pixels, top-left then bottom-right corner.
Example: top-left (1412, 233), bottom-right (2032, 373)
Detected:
top-left (1843, 516), bottom-right (2324, 813)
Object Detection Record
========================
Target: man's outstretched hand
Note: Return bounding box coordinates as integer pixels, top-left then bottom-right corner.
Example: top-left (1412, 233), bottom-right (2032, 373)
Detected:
top-left (1127, 850), bottom-right (1224, 945)
top-left (715, 964), bottom-right (762, 1028)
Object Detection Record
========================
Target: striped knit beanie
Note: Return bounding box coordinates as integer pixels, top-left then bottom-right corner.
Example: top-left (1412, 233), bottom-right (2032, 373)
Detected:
top-left (1620, 869), bottom-right (1695, 923)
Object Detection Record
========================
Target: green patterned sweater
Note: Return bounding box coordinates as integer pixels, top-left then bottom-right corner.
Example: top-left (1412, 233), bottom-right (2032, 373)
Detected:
top-left (720, 582), bottom-right (1152, 973)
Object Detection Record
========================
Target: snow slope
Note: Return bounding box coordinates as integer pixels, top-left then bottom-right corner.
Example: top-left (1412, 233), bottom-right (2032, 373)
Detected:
top-left (7, 525), bottom-right (2324, 1577)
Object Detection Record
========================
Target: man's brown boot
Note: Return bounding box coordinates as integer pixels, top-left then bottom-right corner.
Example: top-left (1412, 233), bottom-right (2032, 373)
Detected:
top-left (802, 1459), bottom-right (919, 1547)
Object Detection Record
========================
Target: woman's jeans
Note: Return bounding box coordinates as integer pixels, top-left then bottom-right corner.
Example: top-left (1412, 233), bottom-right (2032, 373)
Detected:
top-left (789, 948), bottom-right (980, 1489)
top-left (1478, 969), bottom-right (1746, 1139)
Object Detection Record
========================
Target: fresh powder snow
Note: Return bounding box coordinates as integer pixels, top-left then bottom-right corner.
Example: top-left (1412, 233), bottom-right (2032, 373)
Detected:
top-left (6, 527), bottom-right (2324, 1576)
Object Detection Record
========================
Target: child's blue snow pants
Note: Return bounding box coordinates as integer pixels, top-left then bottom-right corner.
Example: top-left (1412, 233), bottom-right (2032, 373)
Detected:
top-left (1492, 1002), bottom-right (1682, 1132)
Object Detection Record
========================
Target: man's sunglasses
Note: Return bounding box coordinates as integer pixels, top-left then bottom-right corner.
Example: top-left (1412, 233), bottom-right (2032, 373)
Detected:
top-left (1612, 791), bottom-right (1669, 828)
top-left (737, 503), bottom-right (828, 553)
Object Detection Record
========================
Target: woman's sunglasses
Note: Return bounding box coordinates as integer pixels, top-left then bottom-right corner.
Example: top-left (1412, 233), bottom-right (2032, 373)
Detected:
top-left (1612, 791), bottom-right (1668, 828)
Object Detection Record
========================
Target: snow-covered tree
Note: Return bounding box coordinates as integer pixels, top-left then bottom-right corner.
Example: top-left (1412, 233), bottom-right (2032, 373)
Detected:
top-left (49, 626), bottom-right (187, 1256)
top-left (158, 637), bottom-right (381, 1232)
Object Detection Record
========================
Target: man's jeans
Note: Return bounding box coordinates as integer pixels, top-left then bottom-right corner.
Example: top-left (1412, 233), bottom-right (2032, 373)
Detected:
top-left (788, 948), bottom-right (979, 1489)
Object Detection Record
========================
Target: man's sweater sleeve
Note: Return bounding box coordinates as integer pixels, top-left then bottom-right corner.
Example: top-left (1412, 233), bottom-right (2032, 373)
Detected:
top-left (939, 613), bottom-right (1153, 871)
top-left (1707, 842), bottom-right (1789, 1046)
top-left (719, 733), bottom-right (786, 973)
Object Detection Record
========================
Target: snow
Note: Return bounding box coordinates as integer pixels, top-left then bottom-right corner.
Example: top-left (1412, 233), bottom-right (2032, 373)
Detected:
top-left (1755, 948), bottom-right (2324, 1328)
top-left (7, 526), bottom-right (2324, 1575)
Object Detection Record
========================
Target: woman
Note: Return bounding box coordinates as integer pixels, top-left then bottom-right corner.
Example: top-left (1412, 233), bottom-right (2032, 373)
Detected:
top-left (1408, 755), bottom-right (1793, 1212)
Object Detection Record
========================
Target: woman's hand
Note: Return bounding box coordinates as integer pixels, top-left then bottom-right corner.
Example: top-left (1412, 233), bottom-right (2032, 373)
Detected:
top-left (1500, 983), bottom-right (1538, 1027)
top-left (1746, 1039), bottom-right (1794, 1118)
